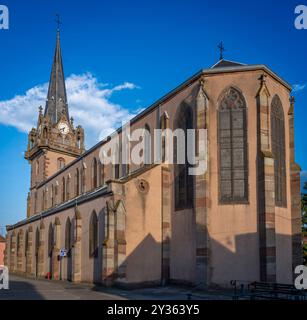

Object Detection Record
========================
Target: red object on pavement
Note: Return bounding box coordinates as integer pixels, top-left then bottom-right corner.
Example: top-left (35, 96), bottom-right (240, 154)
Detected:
top-left (46, 272), bottom-right (52, 280)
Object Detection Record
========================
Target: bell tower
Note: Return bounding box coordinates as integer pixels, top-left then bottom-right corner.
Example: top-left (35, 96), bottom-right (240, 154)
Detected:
top-left (25, 30), bottom-right (85, 194)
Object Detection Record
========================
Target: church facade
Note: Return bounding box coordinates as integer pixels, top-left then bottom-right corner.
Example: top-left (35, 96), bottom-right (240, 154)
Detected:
top-left (5, 32), bottom-right (302, 287)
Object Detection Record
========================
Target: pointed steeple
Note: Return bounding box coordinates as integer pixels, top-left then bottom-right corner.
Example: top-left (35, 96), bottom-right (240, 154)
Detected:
top-left (44, 30), bottom-right (69, 124)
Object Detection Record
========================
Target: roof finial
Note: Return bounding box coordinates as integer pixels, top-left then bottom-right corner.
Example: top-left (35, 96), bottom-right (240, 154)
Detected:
top-left (218, 41), bottom-right (225, 60)
top-left (55, 13), bottom-right (62, 35)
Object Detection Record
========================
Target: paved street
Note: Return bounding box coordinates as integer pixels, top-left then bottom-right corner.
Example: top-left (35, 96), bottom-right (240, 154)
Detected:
top-left (0, 275), bottom-right (233, 300)
top-left (0, 275), bottom-right (127, 300)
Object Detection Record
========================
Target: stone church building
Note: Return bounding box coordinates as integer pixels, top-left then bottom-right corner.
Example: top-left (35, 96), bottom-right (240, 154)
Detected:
top-left (5, 31), bottom-right (302, 287)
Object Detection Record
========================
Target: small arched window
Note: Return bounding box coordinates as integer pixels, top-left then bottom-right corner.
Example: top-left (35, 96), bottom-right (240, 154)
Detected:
top-left (91, 158), bottom-right (98, 189)
top-left (271, 95), bottom-right (287, 207)
top-left (218, 87), bottom-right (248, 203)
top-left (89, 211), bottom-right (98, 258)
top-left (57, 158), bottom-right (66, 171)
top-left (43, 127), bottom-right (48, 139)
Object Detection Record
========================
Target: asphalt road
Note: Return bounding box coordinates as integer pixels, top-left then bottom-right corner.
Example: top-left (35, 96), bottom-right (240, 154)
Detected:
top-left (0, 275), bottom-right (233, 300)
top-left (0, 275), bottom-right (126, 300)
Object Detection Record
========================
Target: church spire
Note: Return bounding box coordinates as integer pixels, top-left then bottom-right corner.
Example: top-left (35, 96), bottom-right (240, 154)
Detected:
top-left (44, 28), bottom-right (69, 124)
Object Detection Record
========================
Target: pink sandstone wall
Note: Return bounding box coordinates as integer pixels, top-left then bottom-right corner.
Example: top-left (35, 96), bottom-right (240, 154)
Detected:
top-left (6, 66), bottom-right (298, 287)
top-left (0, 242), bottom-right (5, 265)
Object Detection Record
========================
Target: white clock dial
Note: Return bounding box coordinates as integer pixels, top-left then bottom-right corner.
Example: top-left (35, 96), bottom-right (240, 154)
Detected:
top-left (58, 122), bottom-right (70, 135)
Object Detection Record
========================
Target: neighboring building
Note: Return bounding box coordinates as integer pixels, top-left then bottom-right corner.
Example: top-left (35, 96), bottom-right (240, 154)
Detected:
top-left (5, 30), bottom-right (302, 287)
top-left (0, 235), bottom-right (6, 266)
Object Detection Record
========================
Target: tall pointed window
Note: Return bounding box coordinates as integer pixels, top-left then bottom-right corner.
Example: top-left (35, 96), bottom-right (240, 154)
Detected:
top-left (75, 168), bottom-right (80, 196)
top-left (48, 223), bottom-right (54, 257)
top-left (42, 190), bottom-right (46, 211)
top-left (25, 230), bottom-right (29, 257)
top-left (66, 176), bottom-right (70, 201)
top-left (62, 177), bottom-right (66, 202)
top-left (81, 166), bottom-right (86, 193)
top-left (16, 231), bottom-right (21, 257)
top-left (65, 218), bottom-right (72, 255)
top-left (34, 191), bottom-right (37, 214)
top-left (144, 124), bottom-right (151, 165)
top-left (160, 113), bottom-right (168, 163)
top-left (89, 211), bottom-right (98, 258)
top-left (218, 87), bottom-right (248, 203)
top-left (91, 158), bottom-right (98, 189)
top-left (99, 161), bottom-right (104, 187)
top-left (35, 228), bottom-right (40, 257)
top-left (113, 145), bottom-right (120, 180)
top-left (51, 185), bottom-right (55, 207)
top-left (174, 103), bottom-right (194, 210)
top-left (271, 95), bottom-right (287, 207)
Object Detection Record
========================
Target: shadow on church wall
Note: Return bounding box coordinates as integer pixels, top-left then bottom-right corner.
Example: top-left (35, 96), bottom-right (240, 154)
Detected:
top-left (92, 226), bottom-right (300, 289)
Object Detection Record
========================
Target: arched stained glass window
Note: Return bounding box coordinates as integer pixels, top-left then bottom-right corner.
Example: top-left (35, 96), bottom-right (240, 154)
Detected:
top-left (271, 95), bottom-right (287, 207)
top-left (218, 87), bottom-right (248, 203)
top-left (174, 103), bottom-right (194, 211)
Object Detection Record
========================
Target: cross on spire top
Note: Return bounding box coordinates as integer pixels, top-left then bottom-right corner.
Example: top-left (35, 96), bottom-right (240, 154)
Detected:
top-left (218, 41), bottom-right (225, 60)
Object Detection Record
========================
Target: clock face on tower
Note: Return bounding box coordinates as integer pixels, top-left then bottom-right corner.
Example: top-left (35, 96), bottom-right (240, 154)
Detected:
top-left (58, 122), bottom-right (70, 135)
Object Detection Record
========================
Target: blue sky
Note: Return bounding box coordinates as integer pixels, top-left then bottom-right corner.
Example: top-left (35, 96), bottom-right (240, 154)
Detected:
top-left (0, 0), bottom-right (307, 231)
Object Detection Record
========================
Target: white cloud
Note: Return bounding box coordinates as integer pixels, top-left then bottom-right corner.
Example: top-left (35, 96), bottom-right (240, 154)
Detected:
top-left (0, 73), bottom-right (139, 148)
top-left (292, 83), bottom-right (307, 93)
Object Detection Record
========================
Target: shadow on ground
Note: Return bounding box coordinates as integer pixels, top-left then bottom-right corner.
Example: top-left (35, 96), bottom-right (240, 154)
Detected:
top-left (0, 279), bottom-right (44, 300)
